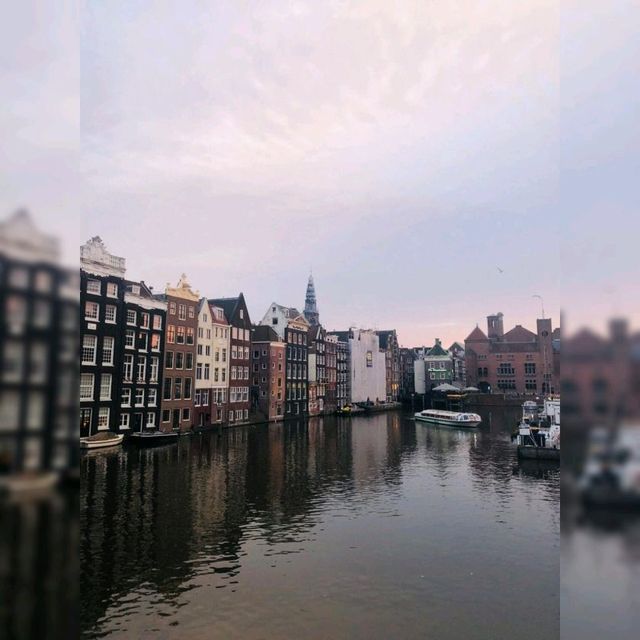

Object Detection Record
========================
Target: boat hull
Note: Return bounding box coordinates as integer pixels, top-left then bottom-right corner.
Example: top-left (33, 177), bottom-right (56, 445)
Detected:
top-left (80, 434), bottom-right (124, 450)
top-left (128, 431), bottom-right (179, 446)
top-left (517, 445), bottom-right (559, 461)
top-left (415, 415), bottom-right (481, 428)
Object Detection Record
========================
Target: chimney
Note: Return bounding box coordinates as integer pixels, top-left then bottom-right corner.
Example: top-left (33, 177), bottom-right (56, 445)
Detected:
top-left (487, 312), bottom-right (504, 340)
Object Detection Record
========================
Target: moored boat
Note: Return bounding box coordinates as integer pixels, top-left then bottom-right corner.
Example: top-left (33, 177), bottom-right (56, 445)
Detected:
top-left (80, 432), bottom-right (124, 450)
top-left (128, 430), bottom-right (179, 445)
top-left (414, 409), bottom-right (482, 428)
top-left (513, 399), bottom-right (560, 462)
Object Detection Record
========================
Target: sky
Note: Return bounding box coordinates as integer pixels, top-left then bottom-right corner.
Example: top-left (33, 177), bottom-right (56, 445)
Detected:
top-left (3, 2), bottom-right (638, 346)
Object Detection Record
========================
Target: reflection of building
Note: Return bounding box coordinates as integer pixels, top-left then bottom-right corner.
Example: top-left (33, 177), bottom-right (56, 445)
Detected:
top-left (465, 312), bottom-right (558, 395)
top-left (155, 275), bottom-right (198, 432)
top-left (251, 325), bottom-right (285, 421)
top-left (376, 330), bottom-right (400, 401)
top-left (1, 210), bottom-right (78, 473)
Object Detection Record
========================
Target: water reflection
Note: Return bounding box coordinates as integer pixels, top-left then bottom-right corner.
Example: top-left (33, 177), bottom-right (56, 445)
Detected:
top-left (81, 410), bottom-right (558, 640)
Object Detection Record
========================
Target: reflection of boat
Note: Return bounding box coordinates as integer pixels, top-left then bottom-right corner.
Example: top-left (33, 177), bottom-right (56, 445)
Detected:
top-left (80, 432), bottom-right (124, 450)
top-left (414, 409), bottom-right (482, 428)
top-left (513, 399), bottom-right (560, 461)
top-left (128, 430), bottom-right (179, 445)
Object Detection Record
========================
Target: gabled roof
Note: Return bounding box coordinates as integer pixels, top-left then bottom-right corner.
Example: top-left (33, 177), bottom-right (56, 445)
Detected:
top-left (209, 293), bottom-right (245, 323)
top-left (327, 330), bottom-right (352, 343)
top-left (376, 330), bottom-right (396, 349)
top-left (449, 341), bottom-right (464, 352)
top-left (252, 324), bottom-right (281, 342)
top-left (427, 341), bottom-right (448, 356)
top-left (502, 325), bottom-right (537, 343)
top-left (465, 326), bottom-right (488, 341)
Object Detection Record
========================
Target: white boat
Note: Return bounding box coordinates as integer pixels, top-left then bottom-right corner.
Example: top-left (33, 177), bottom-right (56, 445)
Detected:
top-left (513, 399), bottom-right (560, 461)
top-left (80, 433), bottom-right (124, 450)
top-left (414, 409), bottom-right (482, 428)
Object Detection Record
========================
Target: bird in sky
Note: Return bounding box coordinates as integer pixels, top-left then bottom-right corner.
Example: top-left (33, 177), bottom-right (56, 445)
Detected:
top-left (497, 266), bottom-right (504, 273)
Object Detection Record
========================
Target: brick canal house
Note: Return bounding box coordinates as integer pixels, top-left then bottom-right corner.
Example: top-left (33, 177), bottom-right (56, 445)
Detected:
top-left (210, 294), bottom-right (252, 425)
top-left (209, 302), bottom-right (230, 424)
top-left (465, 312), bottom-right (558, 395)
top-left (324, 334), bottom-right (338, 414)
top-left (376, 330), bottom-right (400, 402)
top-left (251, 325), bottom-right (285, 422)
top-left (308, 324), bottom-right (326, 415)
top-left (1, 210), bottom-right (78, 473)
top-left (399, 347), bottom-right (416, 401)
top-left (335, 336), bottom-right (350, 408)
top-left (260, 303), bottom-right (310, 418)
top-left (81, 236), bottom-right (166, 437)
top-left (156, 275), bottom-right (198, 432)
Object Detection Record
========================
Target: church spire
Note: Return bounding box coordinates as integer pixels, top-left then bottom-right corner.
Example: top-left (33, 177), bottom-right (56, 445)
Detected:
top-left (304, 272), bottom-right (319, 326)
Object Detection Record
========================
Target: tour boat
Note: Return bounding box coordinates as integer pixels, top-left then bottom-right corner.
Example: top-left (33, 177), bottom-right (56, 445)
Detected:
top-left (80, 432), bottom-right (124, 450)
top-left (414, 409), bottom-right (482, 428)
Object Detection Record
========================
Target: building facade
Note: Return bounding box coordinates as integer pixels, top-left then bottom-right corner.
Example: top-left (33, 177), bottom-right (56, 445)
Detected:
top-left (210, 294), bottom-right (252, 425)
top-left (449, 341), bottom-right (466, 387)
top-left (324, 334), bottom-right (338, 414)
top-left (1, 210), bottom-right (78, 474)
top-left (399, 347), bottom-right (416, 401)
top-left (465, 312), bottom-right (558, 395)
top-left (413, 339), bottom-right (454, 393)
top-left (335, 337), bottom-right (349, 408)
top-left (285, 314), bottom-right (309, 417)
top-left (194, 298), bottom-right (214, 428)
top-left (209, 302), bottom-right (230, 424)
top-left (308, 325), bottom-right (326, 415)
top-left (376, 330), bottom-right (400, 401)
top-left (251, 325), bottom-right (285, 421)
top-left (158, 275), bottom-right (198, 432)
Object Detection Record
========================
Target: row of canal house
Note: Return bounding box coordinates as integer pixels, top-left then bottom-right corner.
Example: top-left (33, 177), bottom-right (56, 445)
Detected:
top-left (80, 237), bottom-right (404, 437)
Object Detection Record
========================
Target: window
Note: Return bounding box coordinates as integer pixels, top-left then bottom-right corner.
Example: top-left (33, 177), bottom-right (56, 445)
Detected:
top-left (184, 378), bottom-right (192, 400)
top-left (106, 282), bottom-right (118, 297)
top-left (254, 350), bottom-right (260, 359)
top-left (150, 357), bottom-right (159, 382)
top-left (186, 328), bottom-right (194, 345)
top-left (135, 388), bottom-right (144, 406)
top-left (174, 378), bottom-right (182, 400)
top-left (169, 301), bottom-right (176, 315)
top-left (165, 351), bottom-right (174, 368)
top-left (244, 409), bottom-right (248, 420)
top-left (176, 352), bottom-right (184, 369)
top-left (137, 357), bottom-right (146, 382)
top-left (85, 301), bottom-right (99, 320)
top-left (98, 407), bottom-right (110, 430)
top-left (178, 304), bottom-right (186, 320)
top-left (194, 389), bottom-right (201, 406)
top-left (80, 374), bottom-right (94, 401)
top-left (177, 326), bottom-right (185, 344)
top-left (105, 305), bottom-right (116, 323)
top-left (127, 310), bottom-right (136, 325)
top-left (126, 329), bottom-right (135, 348)
top-left (147, 412), bottom-right (155, 427)
top-left (205, 345), bottom-right (210, 356)
top-left (182, 407), bottom-right (190, 421)
top-left (148, 389), bottom-right (157, 406)
top-left (163, 378), bottom-right (172, 401)
top-left (141, 313), bottom-right (150, 328)
top-left (222, 349), bottom-right (227, 362)
top-left (162, 409), bottom-right (170, 422)
top-left (202, 390), bottom-right (209, 405)
top-left (231, 366), bottom-right (236, 380)
top-left (214, 368), bottom-right (219, 382)
top-left (119, 413), bottom-right (130, 429)
top-left (186, 353), bottom-right (193, 369)
top-left (123, 354), bottom-right (134, 381)
top-left (167, 325), bottom-right (175, 343)
top-left (244, 347), bottom-right (249, 360)
top-left (121, 388), bottom-right (131, 406)
top-left (188, 306), bottom-right (195, 318)
top-left (524, 363), bottom-right (536, 375)
top-left (82, 334), bottom-right (97, 364)
top-left (153, 314), bottom-right (162, 330)
top-left (100, 374), bottom-right (112, 400)
top-left (100, 336), bottom-right (114, 366)
top-left (86, 279), bottom-right (101, 294)
top-left (151, 334), bottom-right (160, 351)
top-left (138, 332), bottom-right (148, 351)
top-left (221, 369), bottom-right (226, 382)
top-left (204, 364), bottom-right (210, 379)
top-left (80, 408), bottom-right (92, 431)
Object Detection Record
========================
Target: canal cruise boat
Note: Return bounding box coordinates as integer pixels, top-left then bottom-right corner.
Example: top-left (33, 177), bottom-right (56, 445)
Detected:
top-left (414, 409), bottom-right (482, 428)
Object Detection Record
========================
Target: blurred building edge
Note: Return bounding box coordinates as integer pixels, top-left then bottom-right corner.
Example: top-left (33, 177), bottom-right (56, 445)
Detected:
top-left (0, 209), bottom-right (79, 490)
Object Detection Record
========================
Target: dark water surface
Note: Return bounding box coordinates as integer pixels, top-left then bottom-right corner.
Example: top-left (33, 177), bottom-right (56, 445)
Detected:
top-left (80, 409), bottom-right (559, 639)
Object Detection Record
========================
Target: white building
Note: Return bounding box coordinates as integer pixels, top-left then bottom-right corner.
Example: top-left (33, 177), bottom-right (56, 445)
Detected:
top-left (348, 329), bottom-right (386, 404)
top-left (260, 302), bottom-right (304, 340)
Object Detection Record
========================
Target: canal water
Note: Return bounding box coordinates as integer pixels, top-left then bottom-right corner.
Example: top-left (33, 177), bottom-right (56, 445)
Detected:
top-left (80, 409), bottom-right (559, 639)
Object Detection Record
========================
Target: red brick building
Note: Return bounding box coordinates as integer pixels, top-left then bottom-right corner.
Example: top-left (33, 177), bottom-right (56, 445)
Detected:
top-left (251, 325), bottom-right (285, 422)
top-left (157, 275), bottom-right (199, 432)
top-left (325, 334), bottom-right (338, 414)
top-left (465, 312), bottom-right (558, 395)
top-left (210, 294), bottom-right (252, 425)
